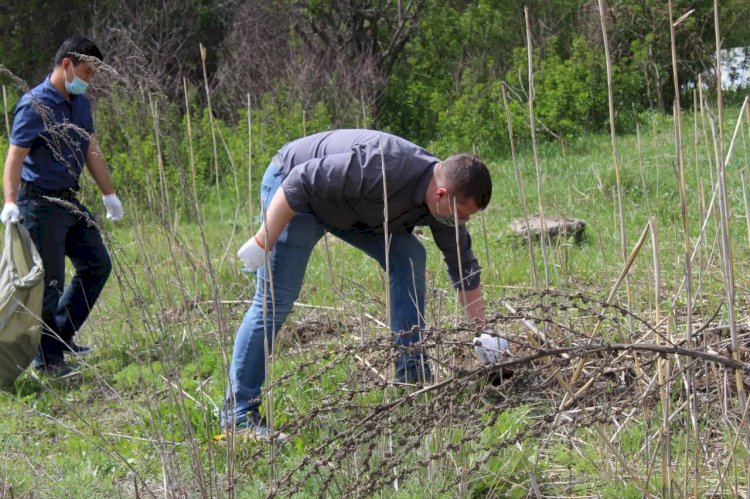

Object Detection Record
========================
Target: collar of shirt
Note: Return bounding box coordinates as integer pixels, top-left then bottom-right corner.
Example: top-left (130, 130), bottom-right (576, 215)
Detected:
top-left (40, 75), bottom-right (68, 105)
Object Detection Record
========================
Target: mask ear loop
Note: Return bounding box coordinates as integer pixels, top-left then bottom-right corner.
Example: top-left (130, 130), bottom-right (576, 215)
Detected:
top-left (451, 196), bottom-right (459, 226)
top-left (65, 61), bottom-right (78, 86)
top-left (434, 189), bottom-right (445, 218)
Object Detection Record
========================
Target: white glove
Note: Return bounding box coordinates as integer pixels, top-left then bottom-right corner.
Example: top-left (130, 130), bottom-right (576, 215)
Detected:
top-left (102, 193), bottom-right (123, 221)
top-left (473, 332), bottom-right (509, 364)
top-left (237, 235), bottom-right (266, 272)
top-left (0, 202), bottom-right (20, 224)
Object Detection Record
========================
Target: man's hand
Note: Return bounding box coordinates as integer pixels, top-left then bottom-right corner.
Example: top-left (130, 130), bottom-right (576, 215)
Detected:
top-left (0, 202), bottom-right (20, 224)
top-left (102, 193), bottom-right (123, 221)
top-left (237, 235), bottom-right (266, 272)
top-left (473, 332), bottom-right (509, 364)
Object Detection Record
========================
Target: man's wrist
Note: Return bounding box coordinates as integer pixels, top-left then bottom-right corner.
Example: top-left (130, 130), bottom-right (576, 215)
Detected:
top-left (253, 234), bottom-right (266, 249)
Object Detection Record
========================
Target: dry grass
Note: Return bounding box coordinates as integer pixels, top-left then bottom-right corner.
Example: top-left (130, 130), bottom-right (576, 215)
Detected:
top-left (227, 290), bottom-right (750, 497)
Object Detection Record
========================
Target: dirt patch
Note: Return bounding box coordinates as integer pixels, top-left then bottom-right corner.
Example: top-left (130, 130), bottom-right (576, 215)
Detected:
top-left (277, 309), bottom-right (360, 349)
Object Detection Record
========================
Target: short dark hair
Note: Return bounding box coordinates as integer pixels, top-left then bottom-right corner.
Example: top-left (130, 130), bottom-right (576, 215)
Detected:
top-left (54, 36), bottom-right (103, 66)
top-left (440, 154), bottom-right (492, 209)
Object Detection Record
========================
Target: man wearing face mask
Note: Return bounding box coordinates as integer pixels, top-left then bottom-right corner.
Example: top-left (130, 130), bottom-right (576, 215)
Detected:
top-left (222, 129), bottom-right (495, 442)
top-left (1, 36), bottom-right (123, 377)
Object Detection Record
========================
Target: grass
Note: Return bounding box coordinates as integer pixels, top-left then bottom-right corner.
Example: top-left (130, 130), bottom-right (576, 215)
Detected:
top-left (2, 87), bottom-right (750, 496)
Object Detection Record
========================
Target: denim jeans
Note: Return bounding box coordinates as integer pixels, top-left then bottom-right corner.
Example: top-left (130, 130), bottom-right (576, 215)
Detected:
top-left (223, 163), bottom-right (430, 426)
top-left (18, 194), bottom-right (112, 364)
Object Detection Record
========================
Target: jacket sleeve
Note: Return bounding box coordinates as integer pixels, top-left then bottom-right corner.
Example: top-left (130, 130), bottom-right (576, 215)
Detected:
top-left (429, 220), bottom-right (482, 291)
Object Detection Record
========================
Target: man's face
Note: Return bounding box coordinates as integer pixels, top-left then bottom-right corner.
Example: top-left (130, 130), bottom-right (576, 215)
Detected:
top-left (64, 58), bottom-right (95, 84)
top-left (428, 187), bottom-right (480, 225)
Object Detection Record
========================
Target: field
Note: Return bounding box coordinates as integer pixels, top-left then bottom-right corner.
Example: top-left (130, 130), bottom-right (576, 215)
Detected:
top-left (2, 90), bottom-right (750, 497)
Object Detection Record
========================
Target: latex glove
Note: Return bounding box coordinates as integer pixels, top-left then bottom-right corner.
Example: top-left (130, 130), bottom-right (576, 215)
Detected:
top-left (237, 235), bottom-right (266, 272)
top-left (0, 202), bottom-right (20, 224)
top-left (102, 193), bottom-right (123, 221)
top-left (473, 332), bottom-right (509, 364)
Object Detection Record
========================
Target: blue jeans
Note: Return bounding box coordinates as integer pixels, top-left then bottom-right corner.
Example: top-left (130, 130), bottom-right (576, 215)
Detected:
top-left (18, 193), bottom-right (112, 364)
top-left (223, 163), bottom-right (430, 426)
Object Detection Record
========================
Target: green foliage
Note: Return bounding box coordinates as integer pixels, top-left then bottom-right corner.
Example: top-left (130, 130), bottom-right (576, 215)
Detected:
top-left (536, 37), bottom-right (606, 136)
top-left (432, 78), bottom-right (507, 159)
top-left (380, 0), bottom-right (750, 146)
top-left (503, 34), bottom-right (646, 141)
top-left (382, 0), bottom-right (523, 148)
top-left (601, 483), bottom-right (645, 498)
top-left (380, 0), bottom-right (656, 149)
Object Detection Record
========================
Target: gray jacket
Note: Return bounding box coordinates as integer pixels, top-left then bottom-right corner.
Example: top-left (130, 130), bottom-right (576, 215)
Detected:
top-left (275, 129), bottom-right (481, 290)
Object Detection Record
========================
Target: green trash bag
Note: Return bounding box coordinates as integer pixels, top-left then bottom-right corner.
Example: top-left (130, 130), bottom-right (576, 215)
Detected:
top-left (0, 222), bottom-right (44, 386)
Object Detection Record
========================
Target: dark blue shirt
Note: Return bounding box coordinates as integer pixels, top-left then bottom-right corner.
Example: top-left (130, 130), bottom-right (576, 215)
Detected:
top-left (10, 76), bottom-right (94, 191)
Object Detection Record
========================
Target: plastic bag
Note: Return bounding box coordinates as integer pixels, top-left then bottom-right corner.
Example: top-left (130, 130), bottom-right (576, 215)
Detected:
top-left (0, 222), bottom-right (44, 386)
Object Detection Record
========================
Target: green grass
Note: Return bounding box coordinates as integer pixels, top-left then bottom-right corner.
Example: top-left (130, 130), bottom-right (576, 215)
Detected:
top-left (2, 106), bottom-right (750, 496)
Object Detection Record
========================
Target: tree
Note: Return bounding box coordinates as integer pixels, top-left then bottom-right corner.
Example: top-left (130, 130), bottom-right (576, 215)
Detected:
top-left (0, 0), bottom-right (92, 85)
top-left (89, 0), bottom-right (229, 102)
top-left (216, 0), bottom-right (425, 125)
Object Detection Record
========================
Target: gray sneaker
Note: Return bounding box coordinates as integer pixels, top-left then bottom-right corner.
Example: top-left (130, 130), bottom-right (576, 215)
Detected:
top-left (226, 418), bottom-right (288, 445)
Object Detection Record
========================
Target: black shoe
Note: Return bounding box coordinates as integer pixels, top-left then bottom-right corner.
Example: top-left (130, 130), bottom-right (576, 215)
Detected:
top-left (33, 359), bottom-right (80, 378)
top-left (63, 342), bottom-right (94, 356)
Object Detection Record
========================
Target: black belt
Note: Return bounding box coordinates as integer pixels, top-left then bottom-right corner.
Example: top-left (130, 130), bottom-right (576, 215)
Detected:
top-left (18, 181), bottom-right (79, 201)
